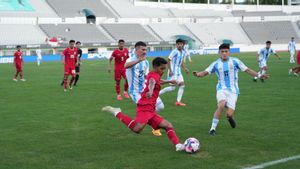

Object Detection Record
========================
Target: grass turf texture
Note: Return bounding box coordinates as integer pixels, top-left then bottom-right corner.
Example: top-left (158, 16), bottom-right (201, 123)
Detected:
top-left (0, 52), bottom-right (299, 169)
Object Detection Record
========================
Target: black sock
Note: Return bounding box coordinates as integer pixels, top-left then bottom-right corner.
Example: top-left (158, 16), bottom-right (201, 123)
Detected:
top-left (60, 79), bottom-right (64, 86)
top-left (74, 75), bottom-right (79, 85)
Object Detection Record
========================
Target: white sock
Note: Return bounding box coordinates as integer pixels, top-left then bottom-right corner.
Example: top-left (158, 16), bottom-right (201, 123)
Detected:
top-left (159, 86), bottom-right (175, 95)
top-left (261, 70), bottom-right (266, 75)
top-left (177, 85), bottom-right (185, 102)
top-left (155, 101), bottom-right (164, 112)
top-left (210, 118), bottom-right (219, 131)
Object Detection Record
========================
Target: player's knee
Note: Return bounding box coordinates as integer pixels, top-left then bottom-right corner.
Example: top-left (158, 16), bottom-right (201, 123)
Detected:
top-left (156, 102), bottom-right (164, 112)
top-left (218, 101), bottom-right (226, 109)
top-left (165, 122), bottom-right (173, 129)
top-left (132, 124), bottom-right (144, 133)
top-left (178, 82), bottom-right (185, 86)
top-left (116, 80), bottom-right (120, 84)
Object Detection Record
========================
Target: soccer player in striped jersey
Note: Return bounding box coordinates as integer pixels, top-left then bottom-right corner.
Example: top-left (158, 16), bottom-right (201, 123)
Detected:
top-left (184, 40), bottom-right (192, 63)
top-left (102, 57), bottom-right (184, 151)
top-left (125, 41), bottom-right (164, 136)
top-left (193, 43), bottom-right (268, 135)
top-left (289, 50), bottom-right (300, 77)
top-left (254, 41), bottom-right (280, 82)
top-left (160, 39), bottom-right (189, 106)
top-left (288, 37), bottom-right (296, 64)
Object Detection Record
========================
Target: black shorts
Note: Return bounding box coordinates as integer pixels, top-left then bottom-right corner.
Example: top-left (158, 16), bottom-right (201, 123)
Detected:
top-left (75, 66), bottom-right (80, 73)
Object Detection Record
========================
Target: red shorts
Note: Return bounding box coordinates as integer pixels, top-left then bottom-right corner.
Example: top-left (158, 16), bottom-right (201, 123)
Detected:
top-left (135, 104), bottom-right (164, 130)
top-left (114, 69), bottom-right (126, 81)
top-left (15, 63), bottom-right (22, 72)
top-left (64, 66), bottom-right (75, 75)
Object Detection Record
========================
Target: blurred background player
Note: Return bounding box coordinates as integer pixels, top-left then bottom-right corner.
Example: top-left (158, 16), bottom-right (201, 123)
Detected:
top-left (35, 47), bottom-right (42, 66)
top-left (125, 41), bottom-right (164, 136)
top-left (160, 39), bottom-right (189, 106)
top-left (184, 40), bottom-right (192, 63)
top-left (102, 57), bottom-right (184, 151)
top-left (61, 40), bottom-right (78, 92)
top-left (193, 43), bottom-right (269, 136)
top-left (288, 37), bottom-right (296, 64)
top-left (13, 45), bottom-right (26, 81)
top-left (254, 41), bottom-right (280, 82)
top-left (289, 50), bottom-right (300, 77)
top-left (74, 41), bottom-right (82, 86)
top-left (108, 39), bottom-right (130, 100)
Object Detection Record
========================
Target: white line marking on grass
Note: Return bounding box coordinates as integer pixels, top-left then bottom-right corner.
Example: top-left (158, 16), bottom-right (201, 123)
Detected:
top-left (242, 154), bottom-right (300, 169)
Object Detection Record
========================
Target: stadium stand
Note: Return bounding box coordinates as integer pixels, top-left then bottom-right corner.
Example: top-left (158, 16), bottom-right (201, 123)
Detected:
top-left (232, 10), bottom-right (287, 17)
top-left (240, 21), bottom-right (299, 44)
top-left (0, 0), bottom-right (57, 17)
top-left (169, 8), bottom-right (232, 18)
top-left (39, 24), bottom-right (112, 43)
top-left (185, 23), bottom-right (251, 45)
top-left (46, 0), bottom-right (115, 18)
top-left (149, 23), bottom-right (196, 42)
top-left (101, 24), bottom-right (159, 42)
top-left (0, 24), bottom-right (46, 45)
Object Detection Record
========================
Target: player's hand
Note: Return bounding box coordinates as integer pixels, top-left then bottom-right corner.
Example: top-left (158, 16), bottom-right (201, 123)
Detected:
top-left (138, 55), bottom-right (146, 62)
top-left (146, 92), bottom-right (152, 98)
top-left (75, 63), bottom-right (79, 67)
top-left (107, 67), bottom-right (111, 73)
top-left (184, 68), bottom-right (190, 74)
top-left (193, 71), bottom-right (199, 77)
top-left (169, 80), bottom-right (177, 85)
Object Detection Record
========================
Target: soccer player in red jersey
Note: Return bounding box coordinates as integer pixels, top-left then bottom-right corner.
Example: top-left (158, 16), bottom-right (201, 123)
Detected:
top-left (102, 57), bottom-right (185, 151)
top-left (289, 50), bottom-right (300, 77)
top-left (108, 39), bottom-right (130, 100)
top-left (13, 45), bottom-right (26, 82)
top-left (61, 40), bottom-right (78, 92)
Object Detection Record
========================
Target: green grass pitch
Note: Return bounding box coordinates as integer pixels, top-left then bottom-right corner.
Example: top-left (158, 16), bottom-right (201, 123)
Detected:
top-left (0, 52), bottom-right (299, 169)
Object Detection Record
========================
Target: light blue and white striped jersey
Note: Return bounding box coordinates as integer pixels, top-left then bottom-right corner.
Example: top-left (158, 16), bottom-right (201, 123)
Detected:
top-left (258, 47), bottom-right (276, 62)
top-left (288, 41), bottom-right (296, 52)
top-left (168, 49), bottom-right (186, 76)
top-left (125, 54), bottom-right (149, 99)
top-left (205, 57), bottom-right (248, 94)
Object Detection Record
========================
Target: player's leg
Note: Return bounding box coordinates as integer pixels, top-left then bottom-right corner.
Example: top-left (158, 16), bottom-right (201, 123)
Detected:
top-left (260, 66), bottom-right (267, 82)
top-left (225, 92), bottom-right (238, 128)
top-left (209, 90), bottom-right (227, 135)
top-left (69, 69), bottom-right (75, 89)
top-left (114, 70), bottom-right (122, 100)
top-left (19, 65), bottom-right (25, 81)
top-left (159, 85), bottom-right (176, 95)
top-left (102, 106), bottom-right (146, 133)
top-left (176, 77), bottom-right (186, 106)
top-left (74, 66), bottom-right (80, 86)
top-left (37, 58), bottom-right (40, 66)
top-left (121, 70), bottom-right (129, 99)
top-left (63, 74), bottom-right (69, 91)
top-left (290, 51), bottom-right (295, 63)
top-left (13, 66), bottom-right (19, 81)
top-left (153, 118), bottom-right (184, 151)
top-left (151, 97), bottom-right (165, 137)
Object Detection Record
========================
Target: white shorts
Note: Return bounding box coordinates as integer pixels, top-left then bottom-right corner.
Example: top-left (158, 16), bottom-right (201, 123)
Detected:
top-left (129, 92), bottom-right (163, 108)
top-left (259, 60), bottom-right (267, 68)
top-left (216, 90), bottom-right (238, 110)
top-left (168, 74), bottom-right (184, 84)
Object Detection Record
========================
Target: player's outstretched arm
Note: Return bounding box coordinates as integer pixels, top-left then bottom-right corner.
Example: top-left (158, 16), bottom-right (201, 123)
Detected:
top-left (160, 79), bottom-right (177, 85)
top-left (108, 57), bottom-right (113, 73)
top-left (181, 61), bottom-right (189, 74)
top-left (146, 78), bottom-right (156, 98)
top-left (167, 59), bottom-right (173, 76)
top-left (124, 55), bottom-right (146, 69)
top-left (193, 71), bottom-right (209, 78)
top-left (274, 53), bottom-right (281, 60)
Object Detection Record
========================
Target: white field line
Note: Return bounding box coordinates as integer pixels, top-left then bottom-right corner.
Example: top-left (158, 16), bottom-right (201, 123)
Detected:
top-left (242, 154), bottom-right (300, 169)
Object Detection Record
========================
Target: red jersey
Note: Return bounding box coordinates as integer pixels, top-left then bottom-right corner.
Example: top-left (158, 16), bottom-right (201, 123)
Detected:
top-left (63, 47), bottom-right (78, 67)
top-left (297, 51), bottom-right (300, 65)
top-left (138, 71), bottom-right (161, 108)
top-left (14, 51), bottom-right (23, 63)
top-left (111, 48), bottom-right (129, 70)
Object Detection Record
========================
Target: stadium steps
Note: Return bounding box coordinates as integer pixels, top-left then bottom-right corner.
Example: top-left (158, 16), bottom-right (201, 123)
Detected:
top-left (292, 21), bottom-right (300, 39)
top-left (144, 25), bottom-right (164, 42)
top-left (239, 23), bottom-right (255, 44)
top-left (97, 25), bottom-right (116, 42)
top-left (45, 0), bottom-right (61, 17)
top-left (181, 24), bottom-right (204, 45)
top-left (99, 24), bottom-right (117, 41)
top-left (103, 0), bottom-right (121, 18)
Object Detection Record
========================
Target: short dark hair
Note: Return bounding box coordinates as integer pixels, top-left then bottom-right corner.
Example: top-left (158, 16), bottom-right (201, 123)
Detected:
top-left (176, 39), bottom-right (184, 44)
top-left (266, 41), bottom-right (271, 44)
top-left (135, 41), bottom-right (147, 48)
top-left (118, 39), bottom-right (125, 43)
top-left (152, 57), bottom-right (167, 68)
top-left (16, 45), bottom-right (21, 48)
top-left (76, 41), bottom-right (81, 45)
top-left (219, 43), bottom-right (230, 50)
top-left (69, 40), bottom-right (75, 44)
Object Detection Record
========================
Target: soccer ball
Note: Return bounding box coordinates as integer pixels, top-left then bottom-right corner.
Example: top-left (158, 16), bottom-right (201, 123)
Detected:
top-left (184, 137), bottom-right (200, 153)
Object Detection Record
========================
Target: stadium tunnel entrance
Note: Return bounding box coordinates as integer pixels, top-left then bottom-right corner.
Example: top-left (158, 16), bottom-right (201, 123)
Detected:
top-left (82, 9), bottom-right (96, 24)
